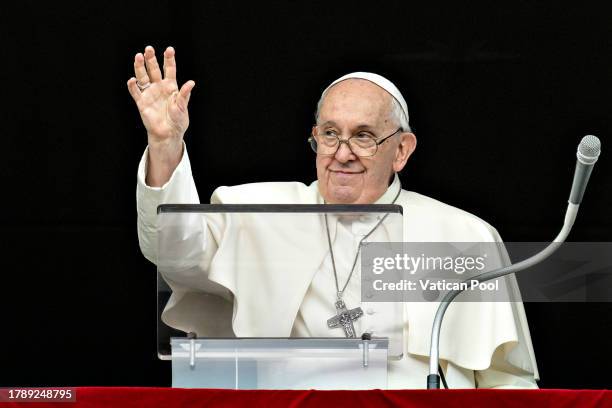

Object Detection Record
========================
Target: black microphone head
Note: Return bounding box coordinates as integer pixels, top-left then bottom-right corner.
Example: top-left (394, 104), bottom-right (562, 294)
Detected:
top-left (577, 135), bottom-right (601, 165)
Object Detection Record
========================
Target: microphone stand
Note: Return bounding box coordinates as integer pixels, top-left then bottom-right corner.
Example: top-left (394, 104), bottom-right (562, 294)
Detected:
top-left (426, 135), bottom-right (600, 389)
top-left (426, 203), bottom-right (578, 389)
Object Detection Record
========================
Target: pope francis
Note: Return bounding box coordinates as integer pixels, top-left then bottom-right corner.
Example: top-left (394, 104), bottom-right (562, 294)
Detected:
top-left (128, 45), bottom-right (539, 388)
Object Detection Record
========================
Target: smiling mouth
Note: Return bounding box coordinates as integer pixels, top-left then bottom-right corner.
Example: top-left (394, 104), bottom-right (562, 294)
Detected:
top-left (330, 170), bottom-right (364, 174)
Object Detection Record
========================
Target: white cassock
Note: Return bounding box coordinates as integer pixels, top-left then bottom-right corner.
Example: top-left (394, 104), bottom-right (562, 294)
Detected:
top-left (137, 144), bottom-right (539, 389)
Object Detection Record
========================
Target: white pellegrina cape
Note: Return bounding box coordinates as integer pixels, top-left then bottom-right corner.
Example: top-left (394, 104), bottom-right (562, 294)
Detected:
top-left (136, 144), bottom-right (539, 389)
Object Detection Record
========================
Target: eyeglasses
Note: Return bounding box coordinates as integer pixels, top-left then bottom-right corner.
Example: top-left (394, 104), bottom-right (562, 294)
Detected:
top-left (308, 127), bottom-right (403, 157)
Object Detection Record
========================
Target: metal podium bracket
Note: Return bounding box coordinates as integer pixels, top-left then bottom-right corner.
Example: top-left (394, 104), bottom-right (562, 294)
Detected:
top-left (187, 332), bottom-right (197, 369)
top-left (362, 332), bottom-right (372, 368)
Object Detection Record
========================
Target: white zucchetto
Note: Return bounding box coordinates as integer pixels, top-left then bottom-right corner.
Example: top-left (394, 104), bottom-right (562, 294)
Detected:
top-left (322, 72), bottom-right (409, 127)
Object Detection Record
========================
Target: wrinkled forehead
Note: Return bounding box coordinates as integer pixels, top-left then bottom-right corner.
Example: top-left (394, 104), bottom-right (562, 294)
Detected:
top-left (318, 79), bottom-right (393, 128)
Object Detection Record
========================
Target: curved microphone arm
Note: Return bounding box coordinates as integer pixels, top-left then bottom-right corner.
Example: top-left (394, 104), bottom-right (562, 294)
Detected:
top-left (426, 135), bottom-right (600, 389)
top-left (426, 203), bottom-right (579, 389)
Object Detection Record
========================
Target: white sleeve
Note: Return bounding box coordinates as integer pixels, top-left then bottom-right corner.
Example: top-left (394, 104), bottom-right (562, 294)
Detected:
top-left (136, 142), bottom-right (200, 264)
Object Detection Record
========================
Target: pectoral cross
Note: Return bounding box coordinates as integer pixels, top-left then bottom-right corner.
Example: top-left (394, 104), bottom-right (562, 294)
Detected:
top-left (327, 299), bottom-right (363, 338)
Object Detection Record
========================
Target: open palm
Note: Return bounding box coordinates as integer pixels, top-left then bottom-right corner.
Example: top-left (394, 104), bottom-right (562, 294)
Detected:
top-left (127, 46), bottom-right (195, 144)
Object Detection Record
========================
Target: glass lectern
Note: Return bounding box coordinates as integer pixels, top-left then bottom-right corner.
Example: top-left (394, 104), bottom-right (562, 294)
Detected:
top-left (157, 204), bottom-right (403, 389)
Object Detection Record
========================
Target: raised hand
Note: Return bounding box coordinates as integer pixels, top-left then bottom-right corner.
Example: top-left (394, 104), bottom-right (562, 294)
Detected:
top-left (127, 46), bottom-right (195, 186)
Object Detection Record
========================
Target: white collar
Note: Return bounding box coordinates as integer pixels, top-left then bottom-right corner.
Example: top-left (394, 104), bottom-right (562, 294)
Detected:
top-left (373, 173), bottom-right (402, 205)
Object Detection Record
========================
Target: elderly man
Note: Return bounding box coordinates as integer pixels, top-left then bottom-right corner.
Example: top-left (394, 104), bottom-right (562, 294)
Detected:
top-left (129, 45), bottom-right (539, 388)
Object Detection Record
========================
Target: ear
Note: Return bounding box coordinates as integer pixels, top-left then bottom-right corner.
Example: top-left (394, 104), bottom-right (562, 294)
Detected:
top-left (311, 125), bottom-right (318, 137)
top-left (392, 132), bottom-right (417, 173)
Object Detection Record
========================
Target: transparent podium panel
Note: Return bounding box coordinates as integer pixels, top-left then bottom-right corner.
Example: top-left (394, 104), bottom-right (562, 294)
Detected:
top-left (171, 338), bottom-right (389, 389)
top-left (157, 204), bottom-right (404, 361)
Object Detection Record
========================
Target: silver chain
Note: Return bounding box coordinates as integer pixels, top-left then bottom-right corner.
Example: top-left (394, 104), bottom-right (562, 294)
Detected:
top-left (324, 180), bottom-right (402, 300)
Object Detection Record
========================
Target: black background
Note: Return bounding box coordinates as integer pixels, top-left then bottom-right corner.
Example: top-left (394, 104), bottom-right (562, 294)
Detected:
top-left (0, 1), bottom-right (611, 388)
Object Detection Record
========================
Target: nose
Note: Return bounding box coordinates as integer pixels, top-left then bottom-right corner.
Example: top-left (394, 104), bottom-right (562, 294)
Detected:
top-left (334, 139), bottom-right (357, 163)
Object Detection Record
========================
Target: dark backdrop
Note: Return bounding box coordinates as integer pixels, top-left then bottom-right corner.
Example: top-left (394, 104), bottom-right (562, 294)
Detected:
top-left (0, 1), bottom-right (610, 388)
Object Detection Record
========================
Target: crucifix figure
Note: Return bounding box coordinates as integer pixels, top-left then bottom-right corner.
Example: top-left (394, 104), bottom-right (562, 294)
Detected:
top-left (327, 299), bottom-right (364, 338)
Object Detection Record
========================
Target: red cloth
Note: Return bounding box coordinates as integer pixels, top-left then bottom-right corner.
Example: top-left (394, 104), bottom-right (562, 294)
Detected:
top-left (2, 388), bottom-right (611, 408)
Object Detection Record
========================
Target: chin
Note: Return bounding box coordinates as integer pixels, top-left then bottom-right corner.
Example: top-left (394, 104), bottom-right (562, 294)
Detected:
top-left (327, 186), bottom-right (360, 204)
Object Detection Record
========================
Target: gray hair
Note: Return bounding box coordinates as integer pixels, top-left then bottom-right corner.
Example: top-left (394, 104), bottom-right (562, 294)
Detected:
top-left (315, 91), bottom-right (411, 132)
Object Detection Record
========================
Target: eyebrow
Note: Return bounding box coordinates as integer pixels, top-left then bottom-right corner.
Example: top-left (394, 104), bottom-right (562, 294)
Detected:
top-left (319, 121), bottom-right (377, 131)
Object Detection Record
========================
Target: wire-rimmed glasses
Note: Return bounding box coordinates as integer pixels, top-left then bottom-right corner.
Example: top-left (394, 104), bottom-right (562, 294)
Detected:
top-left (308, 127), bottom-right (402, 157)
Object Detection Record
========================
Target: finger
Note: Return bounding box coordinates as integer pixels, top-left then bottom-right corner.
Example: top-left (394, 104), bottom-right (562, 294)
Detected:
top-left (126, 77), bottom-right (142, 102)
top-left (133, 53), bottom-right (150, 85)
top-left (176, 80), bottom-right (195, 111)
top-left (163, 46), bottom-right (177, 81)
top-left (144, 45), bottom-right (163, 82)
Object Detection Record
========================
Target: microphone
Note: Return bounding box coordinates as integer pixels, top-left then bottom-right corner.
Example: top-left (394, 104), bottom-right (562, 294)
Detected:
top-left (426, 135), bottom-right (601, 389)
top-left (569, 135), bottom-right (601, 205)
